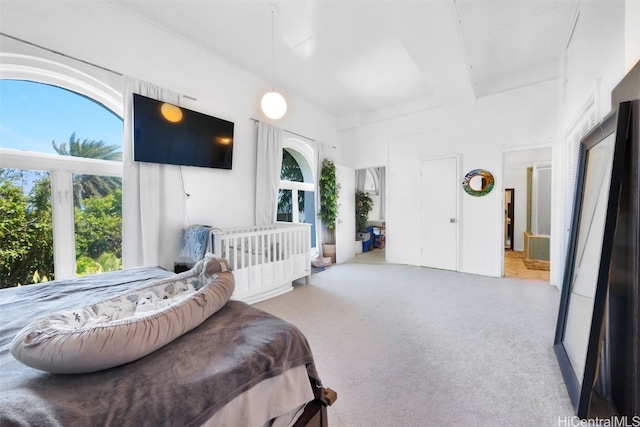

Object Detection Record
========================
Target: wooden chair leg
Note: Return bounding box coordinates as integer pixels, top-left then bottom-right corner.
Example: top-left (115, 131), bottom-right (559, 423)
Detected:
top-left (292, 383), bottom-right (337, 427)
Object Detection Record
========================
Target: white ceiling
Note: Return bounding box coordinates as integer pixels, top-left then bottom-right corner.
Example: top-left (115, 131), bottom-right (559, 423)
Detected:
top-left (5, 0), bottom-right (581, 120)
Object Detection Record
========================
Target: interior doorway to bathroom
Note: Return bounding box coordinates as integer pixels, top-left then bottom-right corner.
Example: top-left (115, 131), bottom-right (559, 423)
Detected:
top-left (503, 148), bottom-right (551, 282)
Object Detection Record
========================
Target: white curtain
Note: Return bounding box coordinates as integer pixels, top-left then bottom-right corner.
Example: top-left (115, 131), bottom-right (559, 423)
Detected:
top-left (355, 169), bottom-right (366, 191)
top-left (314, 142), bottom-right (325, 255)
top-left (122, 78), bottom-right (180, 268)
top-left (378, 167), bottom-right (386, 219)
top-left (255, 122), bottom-right (283, 226)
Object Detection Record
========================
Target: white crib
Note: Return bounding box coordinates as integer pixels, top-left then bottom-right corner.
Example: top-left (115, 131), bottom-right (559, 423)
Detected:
top-left (210, 223), bottom-right (311, 304)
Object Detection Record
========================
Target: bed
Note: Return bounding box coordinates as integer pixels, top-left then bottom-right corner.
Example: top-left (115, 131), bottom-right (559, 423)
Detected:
top-left (0, 265), bottom-right (333, 426)
top-left (210, 223), bottom-right (312, 304)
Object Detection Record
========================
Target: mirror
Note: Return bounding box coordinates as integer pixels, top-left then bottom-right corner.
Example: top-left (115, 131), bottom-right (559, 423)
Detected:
top-left (469, 175), bottom-right (486, 191)
top-left (554, 103), bottom-right (630, 418)
top-left (462, 169), bottom-right (494, 196)
top-left (504, 147), bottom-right (552, 256)
top-left (564, 134), bottom-right (614, 383)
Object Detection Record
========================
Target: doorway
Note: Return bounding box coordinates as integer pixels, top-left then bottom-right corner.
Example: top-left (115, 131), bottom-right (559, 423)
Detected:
top-left (503, 148), bottom-right (552, 281)
top-left (353, 166), bottom-right (386, 262)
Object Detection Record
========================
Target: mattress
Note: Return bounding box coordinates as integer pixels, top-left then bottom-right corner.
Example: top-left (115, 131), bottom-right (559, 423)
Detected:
top-left (0, 267), bottom-right (320, 426)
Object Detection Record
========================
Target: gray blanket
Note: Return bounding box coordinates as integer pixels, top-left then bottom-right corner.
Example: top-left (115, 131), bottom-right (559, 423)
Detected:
top-left (0, 267), bottom-right (320, 427)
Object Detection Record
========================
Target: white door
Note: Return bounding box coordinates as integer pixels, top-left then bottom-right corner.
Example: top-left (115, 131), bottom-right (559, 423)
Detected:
top-left (420, 157), bottom-right (458, 270)
top-left (335, 164), bottom-right (355, 263)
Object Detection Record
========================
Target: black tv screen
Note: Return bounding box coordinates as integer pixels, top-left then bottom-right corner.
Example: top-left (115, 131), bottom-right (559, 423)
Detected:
top-left (133, 93), bottom-right (234, 170)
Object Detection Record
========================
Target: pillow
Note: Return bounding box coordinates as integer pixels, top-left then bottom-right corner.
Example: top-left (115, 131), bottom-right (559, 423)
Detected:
top-left (10, 255), bottom-right (234, 374)
top-left (199, 253), bottom-right (230, 276)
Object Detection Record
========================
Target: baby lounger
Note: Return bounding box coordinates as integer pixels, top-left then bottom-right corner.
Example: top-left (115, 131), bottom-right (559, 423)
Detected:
top-left (11, 255), bottom-right (234, 374)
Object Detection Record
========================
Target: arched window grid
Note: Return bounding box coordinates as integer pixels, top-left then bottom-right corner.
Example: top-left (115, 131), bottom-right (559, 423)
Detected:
top-left (282, 137), bottom-right (315, 183)
top-left (1, 53), bottom-right (123, 117)
top-left (365, 168), bottom-right (379, 195)
top-left (0, 54), bottom-right (123, 280)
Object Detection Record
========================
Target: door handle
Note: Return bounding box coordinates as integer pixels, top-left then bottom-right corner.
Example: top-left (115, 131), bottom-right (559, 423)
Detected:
top-left (449, 218), bottom-right (456, 223)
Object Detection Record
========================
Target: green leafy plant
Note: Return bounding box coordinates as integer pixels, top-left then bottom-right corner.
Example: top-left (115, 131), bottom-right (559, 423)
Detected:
top-left (355, 190), bottom-right (374, 233)
top-left (1, 135), bottom-right (123, 288)
top-left (319, 159), bottom-right (340, 243)
top-left (0, 169), bottom-right (54, 288)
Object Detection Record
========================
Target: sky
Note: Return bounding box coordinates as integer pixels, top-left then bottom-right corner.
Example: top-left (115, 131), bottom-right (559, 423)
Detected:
top-left (0, 80), bottom-right (123, 155)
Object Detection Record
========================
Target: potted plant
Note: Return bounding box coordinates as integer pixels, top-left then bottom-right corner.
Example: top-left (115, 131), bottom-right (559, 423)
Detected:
top-left (355, 190), bottom-right (373, 233)
top-left (319, 159), bottom-right (340, 263)
top-left (355, 190), bottom-right (373, 251)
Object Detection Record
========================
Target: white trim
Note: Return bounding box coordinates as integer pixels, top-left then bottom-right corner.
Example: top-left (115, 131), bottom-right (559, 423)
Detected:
top-left (0, 149), bottom-right (122, 176)
top-left (279, 139), bottom-right (317, 249)
top-left (283, 137), bottom-right (314, 182)
top-left (280, 180), bottom-right (314, 192)
top-left (50, 170), bottom-right (76, 278)
top-left (0, 53), bottom-right (123, 116)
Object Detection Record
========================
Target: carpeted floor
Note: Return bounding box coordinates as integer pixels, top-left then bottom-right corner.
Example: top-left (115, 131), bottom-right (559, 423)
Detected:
top-left (255, 262), bottom-right (574, 426)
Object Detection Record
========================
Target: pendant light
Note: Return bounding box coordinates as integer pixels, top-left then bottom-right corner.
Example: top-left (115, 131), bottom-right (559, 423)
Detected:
top-left (261, 5), bottom-right (287, 120)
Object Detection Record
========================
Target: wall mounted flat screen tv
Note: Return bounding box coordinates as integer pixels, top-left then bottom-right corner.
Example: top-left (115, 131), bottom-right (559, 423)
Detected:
top-left (133, 93), bottom-right (233, 170)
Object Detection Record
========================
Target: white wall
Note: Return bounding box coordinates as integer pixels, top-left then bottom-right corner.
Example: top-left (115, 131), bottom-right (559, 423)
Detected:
top-left (0, 2), bottom-right (341, 270)
top-left (341, 80), bottom-right (558, 277)
top-left (2, 1), bottom-right (636, 275)
top-left (551, 0), bottom-right (637, 287)
top-left (341, 0), bottom-right (637, 282)
top-left (626, 0), bottom-right (640, 69)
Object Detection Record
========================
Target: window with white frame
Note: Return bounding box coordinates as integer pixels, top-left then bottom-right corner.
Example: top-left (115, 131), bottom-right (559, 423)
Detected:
top-left (277, 139), bottom-right (316, 248)
top-left (364, 168), bottom-right (378, 194)
top-left (0, 74), bottom-right (123, 288)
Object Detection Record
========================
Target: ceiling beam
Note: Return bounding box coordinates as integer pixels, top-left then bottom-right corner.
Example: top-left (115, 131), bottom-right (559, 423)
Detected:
top-left (391, 1), bottom-right (476, 108)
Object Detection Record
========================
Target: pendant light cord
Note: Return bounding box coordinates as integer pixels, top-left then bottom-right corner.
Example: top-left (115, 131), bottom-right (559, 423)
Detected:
top-left (270, 8), bottom-right (275, 92)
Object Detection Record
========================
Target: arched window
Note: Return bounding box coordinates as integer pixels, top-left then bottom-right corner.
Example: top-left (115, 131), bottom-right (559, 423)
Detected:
top-left (365, 168), bottom-right (379, 194)
top-left (0, 56), bottom-right (123, 288)
top-left (277, 138), bottom-right (317, 248)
